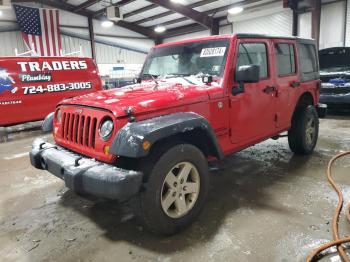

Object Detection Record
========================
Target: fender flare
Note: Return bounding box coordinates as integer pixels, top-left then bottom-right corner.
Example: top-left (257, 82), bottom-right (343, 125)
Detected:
top-left (110, 112), bottom-right (223, 159)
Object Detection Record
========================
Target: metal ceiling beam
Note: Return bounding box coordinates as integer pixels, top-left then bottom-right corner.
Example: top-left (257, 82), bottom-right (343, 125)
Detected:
top-left (159, 23), bottom-right (208, 39)
top-left (123, 4), bottom-right (158, 19)
top-left (116, 0), bottom-right (137, 6)
top-left (160, 16), bottom-right (228, 39)
top-left (146, 0), bottom-right (276, 29)
top-left (34, 0), bottom-right (156, 39)
top-left (94, 1), bottom-right (152, 18)
top-left (134, 0), bottom-right (217, 25)
top-left (74, 0), bottom-right (100, 12)
top-left (146, 0), bottom-right (212, 28)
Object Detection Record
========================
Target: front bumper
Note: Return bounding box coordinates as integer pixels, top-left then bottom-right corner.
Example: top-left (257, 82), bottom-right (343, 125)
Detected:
top-left (29, 139), bottom-right (143, 200)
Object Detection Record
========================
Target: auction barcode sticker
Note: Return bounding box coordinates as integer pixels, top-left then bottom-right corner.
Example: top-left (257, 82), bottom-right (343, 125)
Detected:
top-left (200, 47), bottom-right (226, 57)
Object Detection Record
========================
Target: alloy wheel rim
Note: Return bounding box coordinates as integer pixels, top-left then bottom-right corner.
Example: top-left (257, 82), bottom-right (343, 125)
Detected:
top-left (306, 116), bottom-right (316, 146)
top-left (160, 162), bottom-right (200, 219)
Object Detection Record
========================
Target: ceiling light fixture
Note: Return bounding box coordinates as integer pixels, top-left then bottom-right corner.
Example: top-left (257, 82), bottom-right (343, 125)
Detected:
top-left (101, 20), bottom-right (114, 27)
top-left (228, 6), bottom-right (244, 15)
top-left (154, 26), bottom-right (166, 33)
top-left (0, 10), bottom-right (3, 16)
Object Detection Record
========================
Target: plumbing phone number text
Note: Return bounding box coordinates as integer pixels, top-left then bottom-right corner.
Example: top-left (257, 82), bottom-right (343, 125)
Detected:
top-left (22, 82), bottom-right (92, 95)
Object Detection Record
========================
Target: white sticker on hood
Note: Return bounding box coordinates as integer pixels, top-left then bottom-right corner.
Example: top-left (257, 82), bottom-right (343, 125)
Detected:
top-left (200, 47), bottom-right (226, 57)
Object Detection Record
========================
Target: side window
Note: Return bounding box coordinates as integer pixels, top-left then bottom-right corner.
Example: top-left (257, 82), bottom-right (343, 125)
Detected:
top-left (237, 43), bottom-right (268, 79)
top-left (275, 43), bottom-right (296, 76)
top-left (298, 43), bottom-right (319, 81)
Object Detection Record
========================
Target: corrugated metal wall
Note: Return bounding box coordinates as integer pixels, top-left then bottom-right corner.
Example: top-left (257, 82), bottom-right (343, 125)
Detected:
top-left (0, 31), bottom-right (28, 56)
top-left (95, 42), bottom-right (146, 64)
top-left (61, 34), bottom-right (92, 58)
top-left (232, 9), bottom-right (293, 35)
top-left (346, 0), bottom-right (350, 46)
top-left (0, 30), bottom-right (146, 64)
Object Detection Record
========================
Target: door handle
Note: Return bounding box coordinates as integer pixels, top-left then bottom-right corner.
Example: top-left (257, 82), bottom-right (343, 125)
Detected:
top-left (263, 86), bottom-right (276, 94)
top-left (290, 81), bottom-right (300, 88)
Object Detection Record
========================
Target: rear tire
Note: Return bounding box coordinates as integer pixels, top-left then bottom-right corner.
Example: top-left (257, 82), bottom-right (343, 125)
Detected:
top-left (134, 143), bottom-right (209, 235)
top-left (288, 105), bottom-right (319, 154)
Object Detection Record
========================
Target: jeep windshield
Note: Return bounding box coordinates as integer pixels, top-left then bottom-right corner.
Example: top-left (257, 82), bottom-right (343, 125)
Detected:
top-left (141, 39), bottom-right (230, 80)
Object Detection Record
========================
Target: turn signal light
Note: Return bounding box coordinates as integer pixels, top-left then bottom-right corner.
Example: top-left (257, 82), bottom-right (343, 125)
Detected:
top-left (103, 145), bottom-right (110, 156)
top-left (142, 140), bottom-right (151, 151)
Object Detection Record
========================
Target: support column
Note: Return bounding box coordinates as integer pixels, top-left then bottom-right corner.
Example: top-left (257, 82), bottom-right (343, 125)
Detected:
top-left (311, 0), bottom-right (321, 48)
top-left (210, 18), bottom-right (220, 35)
top-left (88, 16), bottom-right (96, 60)
top-left (154, 36), bottom-right (163, 45)
top-left (292, 10), bottom-right (298, 36)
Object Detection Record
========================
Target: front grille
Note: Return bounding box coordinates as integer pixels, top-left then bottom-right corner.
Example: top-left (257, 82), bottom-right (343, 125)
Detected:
top-left (61, 112), bottom-right (98, 149)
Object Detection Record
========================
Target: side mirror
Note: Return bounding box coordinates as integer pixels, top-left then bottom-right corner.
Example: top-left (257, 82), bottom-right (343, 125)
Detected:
top-left (236, 65), bottom-right (260, 83)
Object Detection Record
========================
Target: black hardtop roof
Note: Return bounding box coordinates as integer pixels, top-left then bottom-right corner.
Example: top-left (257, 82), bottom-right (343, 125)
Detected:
top-left (236, 33), bottom-right (316, 44)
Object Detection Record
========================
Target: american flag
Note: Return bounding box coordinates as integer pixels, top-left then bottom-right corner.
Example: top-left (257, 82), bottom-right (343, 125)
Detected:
top-left (14, 5), bottom-right (62, 56)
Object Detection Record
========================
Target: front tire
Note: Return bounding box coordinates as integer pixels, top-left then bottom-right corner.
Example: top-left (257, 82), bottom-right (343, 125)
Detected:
top-left (135, 143), bottom-right (209, 235)
top-left (288, 105), bottom-right (319, 154)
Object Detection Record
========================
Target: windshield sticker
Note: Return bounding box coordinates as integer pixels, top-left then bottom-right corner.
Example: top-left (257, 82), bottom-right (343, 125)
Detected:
top-left (200, 47), bottom-right (226, 57)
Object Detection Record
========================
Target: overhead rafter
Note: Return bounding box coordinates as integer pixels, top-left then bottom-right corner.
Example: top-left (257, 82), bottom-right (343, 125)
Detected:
top-left (116, 0), bottom-right (137, 6)
top-left (145, 0), bottom-right (277, 30)
top-left (33, 0), bottom-right (156, 39)
top-left (73, 0), bottom-right (100, 12)
top-left (159, 16), bottom-right (227, 39)
top-left (134, 0), bottom-right (218, 25)
top-left (93, 0), bottom-right (142, 17)
top-left (158, 0), bottom-right (279, 39)
top-left (146, 0), bottom-right (213, 28)
top-left (123, 4), bottom-right (158, 19)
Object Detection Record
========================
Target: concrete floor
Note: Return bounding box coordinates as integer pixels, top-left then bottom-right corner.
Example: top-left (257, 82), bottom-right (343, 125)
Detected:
top-left (0, 114), bottom-right (349, 262)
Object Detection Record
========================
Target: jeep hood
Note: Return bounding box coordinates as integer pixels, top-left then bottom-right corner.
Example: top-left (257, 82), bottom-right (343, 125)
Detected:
top-left (60, 80), bottom-right (216, 117)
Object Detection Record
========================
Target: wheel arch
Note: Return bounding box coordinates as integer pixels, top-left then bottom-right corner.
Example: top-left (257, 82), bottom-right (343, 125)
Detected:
top-left (110, 112), bottom-right (224, 160)
top-left (291, 92), bottom-right (315, 122)
top-left (295, 92), bottom-right (315, 109)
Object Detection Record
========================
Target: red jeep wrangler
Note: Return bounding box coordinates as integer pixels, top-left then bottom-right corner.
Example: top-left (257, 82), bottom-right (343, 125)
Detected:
top-left (30, 34), bottom-right (326, 235)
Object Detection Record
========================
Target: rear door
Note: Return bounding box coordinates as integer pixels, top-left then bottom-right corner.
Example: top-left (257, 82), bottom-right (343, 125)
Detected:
top-left (229, 38), bottom-right (277, 144)
top-left (272, 40), bottom-right (299, 129)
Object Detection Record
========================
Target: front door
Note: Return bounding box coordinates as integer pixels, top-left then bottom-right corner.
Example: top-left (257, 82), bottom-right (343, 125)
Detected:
top-left (229, 39), bottom-right (277, 144)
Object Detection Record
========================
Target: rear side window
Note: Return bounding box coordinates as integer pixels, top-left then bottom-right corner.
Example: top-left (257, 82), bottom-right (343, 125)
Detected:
top-left (298, 43), bottom-right (319, 81)
top-left (237, 43), bottom-right (268, 79)
top-left (275, 43), bottom-right (296, 76)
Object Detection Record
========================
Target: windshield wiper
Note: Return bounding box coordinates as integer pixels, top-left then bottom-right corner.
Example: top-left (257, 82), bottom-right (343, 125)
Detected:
top-left (142, 73), bottom-right (159, 84)
top-left (163, 73), bottom-right (196, 85)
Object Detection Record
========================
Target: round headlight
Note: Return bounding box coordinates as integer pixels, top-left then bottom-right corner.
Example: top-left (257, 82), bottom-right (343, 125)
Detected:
top-left (99, 119), bottom-right (114, 140)
top-left (56, 109), bottom-right (62, 124)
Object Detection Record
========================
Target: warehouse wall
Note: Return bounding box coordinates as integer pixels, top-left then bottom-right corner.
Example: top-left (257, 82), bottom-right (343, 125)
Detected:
top-left (0, 30), bottom-right (147, 64)
top-left (231, 9), bottom-right (292, 35)
top-left (163, 30), bottom-right (210, 43)
top-left (0, 5), bottom-right (151, 63)
top-left (346, 0), bottom-right (350, 46)
top-left (163, 2), bottom-right (293, 43)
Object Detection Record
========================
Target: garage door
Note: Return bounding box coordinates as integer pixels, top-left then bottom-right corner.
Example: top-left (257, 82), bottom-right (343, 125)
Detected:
top-left (320, 1), bottom-right (346, 49)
